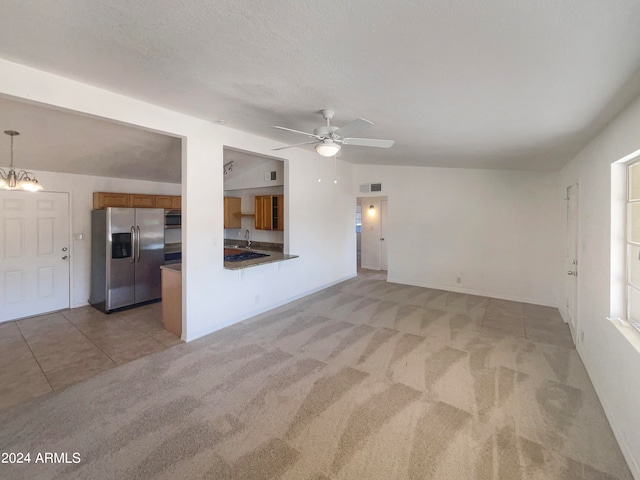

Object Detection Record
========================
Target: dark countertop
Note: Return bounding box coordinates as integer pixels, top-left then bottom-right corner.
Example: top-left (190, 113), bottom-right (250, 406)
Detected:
top-left (223, 247), bottom-right (299, 270)
top-left (223, 240), bottom-right (283, 252)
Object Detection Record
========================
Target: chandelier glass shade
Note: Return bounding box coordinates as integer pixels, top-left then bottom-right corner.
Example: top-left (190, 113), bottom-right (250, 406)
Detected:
top-left (0, 130), bottom-right (43, 192)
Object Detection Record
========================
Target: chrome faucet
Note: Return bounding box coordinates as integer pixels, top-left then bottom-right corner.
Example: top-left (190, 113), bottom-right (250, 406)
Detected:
top-left (244, 229), bottom-right (251, 248)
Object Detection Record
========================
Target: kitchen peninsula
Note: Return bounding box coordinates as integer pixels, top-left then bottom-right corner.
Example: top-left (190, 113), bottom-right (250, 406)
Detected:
top-left (160, 241), bottom-right (298, 336)
top-left (223, 240), bottom-right (298, 270)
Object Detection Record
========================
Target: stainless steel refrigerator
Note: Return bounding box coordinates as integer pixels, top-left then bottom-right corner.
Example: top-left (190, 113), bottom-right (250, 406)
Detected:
top-left (90, 208), bottom-right (164, 313)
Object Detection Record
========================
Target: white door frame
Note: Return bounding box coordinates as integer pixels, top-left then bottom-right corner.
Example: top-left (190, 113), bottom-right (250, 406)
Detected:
top-left (0, 190), bottom-right (71, 322)
top-left (380, 198), bottom-right (388, 271)
top-left (566, 183), bottom-right (579, 342)
top-left (357, 195), bottom-right (388, 271)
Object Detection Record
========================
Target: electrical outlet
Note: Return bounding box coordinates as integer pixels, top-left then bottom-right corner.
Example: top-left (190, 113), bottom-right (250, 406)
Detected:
top-left (255, 295), bottom-right (260, 304)
top-left (456, 276), bottom-right (461, 284)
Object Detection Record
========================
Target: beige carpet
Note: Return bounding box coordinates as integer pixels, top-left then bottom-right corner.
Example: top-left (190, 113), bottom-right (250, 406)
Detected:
top-left (0, 270), bottom-right (633, 479)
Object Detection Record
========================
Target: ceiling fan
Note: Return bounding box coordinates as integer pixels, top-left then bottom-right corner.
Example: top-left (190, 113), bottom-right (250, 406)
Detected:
top-left (271, 109), bottom-right (394, 157)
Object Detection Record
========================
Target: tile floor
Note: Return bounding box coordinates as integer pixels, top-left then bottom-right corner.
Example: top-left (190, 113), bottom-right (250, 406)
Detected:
top-left (0, 302), bottom-right (180, 411)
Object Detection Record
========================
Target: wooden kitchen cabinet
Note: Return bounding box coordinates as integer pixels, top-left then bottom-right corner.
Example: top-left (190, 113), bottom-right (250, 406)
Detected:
top-left (254, 195), bottom-right (284, 231)
top-left (161, 266), bottom-right (182, 337)
top-left (157, 195), bottom-right (182, 209)
top-left (93, 192), bottom-right (130, 209)
top-left (129, 194), bottom-right (156, 208)
top-left (93, 192), bottom-right (182, 210)
top-left (254, 195), bottom-right (269, 230)
top-left (155, 195), bottom-right (174, 208)
top-left (224, 197), bottom-right (242, 228)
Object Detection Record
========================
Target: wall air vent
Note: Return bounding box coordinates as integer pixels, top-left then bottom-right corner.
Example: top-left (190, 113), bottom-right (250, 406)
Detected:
top-left (359, 183), bottom-right (383, 193)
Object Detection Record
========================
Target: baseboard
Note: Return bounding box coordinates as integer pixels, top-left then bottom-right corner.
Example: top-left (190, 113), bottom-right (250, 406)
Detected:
top-left (185, 272), bottom-right (357, 342)
top-left (579, 348), bottom-right (640, 479)
top-left (386, 276), bottom-right (558, 308)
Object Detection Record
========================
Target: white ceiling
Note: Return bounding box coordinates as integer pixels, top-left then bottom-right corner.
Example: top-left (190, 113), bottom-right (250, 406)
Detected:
top-left (0, 96), bottom-right (181, 183)
top-left (1, 0), bottom-right (640, 177)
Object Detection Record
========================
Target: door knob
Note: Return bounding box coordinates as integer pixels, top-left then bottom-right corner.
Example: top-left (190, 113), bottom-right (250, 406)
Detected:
top-left (567, 271), bottom-right (575, 276)
top-left (62, 255), bottom-right (69, 260)
top-left (62, 247), bottom-right (68, 252)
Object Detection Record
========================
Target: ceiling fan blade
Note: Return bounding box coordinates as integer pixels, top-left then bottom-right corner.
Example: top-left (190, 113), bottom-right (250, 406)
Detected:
top-left (271, 126), bottom-right (319, 138)
top-left (272, 141), bottom-right (318, 151)
top-left (342, 138), bottom-right (394, 148)
top-left (333, 118), bottom-right (373, 138)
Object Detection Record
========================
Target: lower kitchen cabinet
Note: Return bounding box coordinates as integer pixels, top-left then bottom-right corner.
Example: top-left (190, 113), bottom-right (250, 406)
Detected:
top-left (161, 266), bottom-right (182, 337)
top-left (255, 194), bottom-right (283, 231)
top-left (224, 197), bottom-right (242, 228)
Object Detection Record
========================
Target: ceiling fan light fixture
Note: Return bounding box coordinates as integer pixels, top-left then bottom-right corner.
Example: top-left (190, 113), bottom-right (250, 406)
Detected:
top-left (315, 140), bottom-right (341, 157)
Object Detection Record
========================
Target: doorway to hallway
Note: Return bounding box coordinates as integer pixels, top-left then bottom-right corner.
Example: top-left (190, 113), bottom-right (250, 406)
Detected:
top-left (356, 196), bottom-right (388, 276)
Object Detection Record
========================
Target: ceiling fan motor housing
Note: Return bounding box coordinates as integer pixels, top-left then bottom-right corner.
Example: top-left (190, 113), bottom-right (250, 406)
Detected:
top-left (314, 125), bottom-right (339, 137)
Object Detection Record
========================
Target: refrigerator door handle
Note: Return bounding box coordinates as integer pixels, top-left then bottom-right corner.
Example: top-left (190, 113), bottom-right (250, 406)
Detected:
top-left (136, 226), bottom-right (141, 262)
top-left (130, 226), bottom-right (136, 263)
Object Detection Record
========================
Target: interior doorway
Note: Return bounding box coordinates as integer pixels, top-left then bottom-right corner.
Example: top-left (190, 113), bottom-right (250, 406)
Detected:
top-left (380, 199), bottom-right (388, 270)
top-left (357, 195), bottom-right (388, 274)
top-left (0, 191), bottom-right (70, 322)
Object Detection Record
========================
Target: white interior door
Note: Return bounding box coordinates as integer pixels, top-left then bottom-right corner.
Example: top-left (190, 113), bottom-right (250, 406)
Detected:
top-left (0, 191), bottom-right (70, 323)
top-left (566, 184), bottom-right (578, 340)
top-left (380, 199), bottom-right (388, 271)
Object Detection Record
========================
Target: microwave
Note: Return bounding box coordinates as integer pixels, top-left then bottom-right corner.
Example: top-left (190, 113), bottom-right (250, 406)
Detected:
top-left (165, 210), bottom-right (181, 227)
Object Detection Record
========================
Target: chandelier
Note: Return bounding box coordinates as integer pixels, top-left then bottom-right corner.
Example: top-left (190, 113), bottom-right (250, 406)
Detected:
top-left (0, 130), bottom-right (43, 191)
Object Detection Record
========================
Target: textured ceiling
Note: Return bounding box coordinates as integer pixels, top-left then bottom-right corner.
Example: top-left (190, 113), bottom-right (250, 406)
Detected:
top-left (1, 0), bottom-right (640, 175)
top-left (0, 96), bottom-right (181, 183)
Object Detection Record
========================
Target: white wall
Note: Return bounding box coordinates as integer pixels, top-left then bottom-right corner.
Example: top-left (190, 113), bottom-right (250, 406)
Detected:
top-left (558, 93), bottom-right (640, 479)
top-left (0, 59), bottom-right (356, 343)
top-left (223, 156), bottom-right (284, 190)
top-left (354, 166), bottom-right (561, 306)
top-left (29, 170), bottom-right (180, 308)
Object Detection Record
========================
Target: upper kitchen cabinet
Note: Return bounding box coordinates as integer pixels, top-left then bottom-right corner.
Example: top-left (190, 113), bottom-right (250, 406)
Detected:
top-left (93, 192), bottom-right (130, 209)
top-left (156, 195), bottom-right (182, 209)
top-left (93, 192), bottom-right (181, 209)
top-left (129, 194), bottom-right (156, 208)
top-left (255, 195), bottom-right (283, 231)
top-left (224, 197), bottom-right (242, 229)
